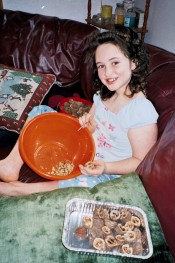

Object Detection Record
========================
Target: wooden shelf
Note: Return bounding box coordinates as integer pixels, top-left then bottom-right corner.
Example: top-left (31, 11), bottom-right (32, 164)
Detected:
top-left (86, 0), bottom-right (151, 42)
top-left (86, 18), bottom-right (148, 33)
top-left (86, 18), bottom-right (114, 30)
top-left (0, 0), bottom-right (3, 10)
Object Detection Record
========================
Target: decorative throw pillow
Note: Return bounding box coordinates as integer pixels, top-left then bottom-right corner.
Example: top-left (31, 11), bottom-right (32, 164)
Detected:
top-left (0, 65), bottom-right (56, 133)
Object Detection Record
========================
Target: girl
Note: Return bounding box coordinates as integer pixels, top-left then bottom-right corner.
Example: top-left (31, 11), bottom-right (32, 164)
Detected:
top-left (0, 27), bottom-right (158, 196)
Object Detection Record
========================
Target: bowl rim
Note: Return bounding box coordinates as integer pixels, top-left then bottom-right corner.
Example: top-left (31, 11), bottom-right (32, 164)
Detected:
top-left (19, 112), bottom-right (95, 180)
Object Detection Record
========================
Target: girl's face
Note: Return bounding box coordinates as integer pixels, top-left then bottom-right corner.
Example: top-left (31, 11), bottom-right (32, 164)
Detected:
top-left (95, 43), bottom-right (136, 93)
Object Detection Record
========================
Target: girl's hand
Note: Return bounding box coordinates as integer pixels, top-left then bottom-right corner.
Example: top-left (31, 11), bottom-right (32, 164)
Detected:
top-left (79, 160), bottom-right (106, 177)
top-left (79, 113), bottom-right (96, 133)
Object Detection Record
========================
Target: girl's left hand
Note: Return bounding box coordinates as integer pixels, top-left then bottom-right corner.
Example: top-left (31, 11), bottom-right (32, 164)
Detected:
top-left (79, 160), bottom-right (105, 177)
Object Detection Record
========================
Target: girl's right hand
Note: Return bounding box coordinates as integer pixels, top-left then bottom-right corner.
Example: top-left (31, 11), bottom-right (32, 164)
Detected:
top-left (79, 113), bottom-right (96, 133)
top-left (79, 159), bottom-right (106, 177)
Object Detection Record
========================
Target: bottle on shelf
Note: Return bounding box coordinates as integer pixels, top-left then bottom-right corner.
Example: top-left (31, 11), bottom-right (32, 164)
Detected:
top-left (124, 10), bottom-right (136, 27)
top-left (123, 0), bottom-right (136, 28)
top-left (123, 0), bottom-right (135, 13)
top-left (115, 3), bottom-right (125, 25)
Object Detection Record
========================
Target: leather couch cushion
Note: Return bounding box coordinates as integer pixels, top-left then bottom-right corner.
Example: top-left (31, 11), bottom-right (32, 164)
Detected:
top-left (145, 44), bottom-right (175, 74)
top-left (0, 9), bottom-right (98, 88)
top-left (147, 62), bottom-right (175, 137)
top-left (137, 111), bottom-right (175, 259)
top-left (145, 44), bottom-right (175, 137)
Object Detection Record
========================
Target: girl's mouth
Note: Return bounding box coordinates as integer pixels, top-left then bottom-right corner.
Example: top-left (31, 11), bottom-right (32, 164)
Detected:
top-left (106, 78), bottom-right (117, 84)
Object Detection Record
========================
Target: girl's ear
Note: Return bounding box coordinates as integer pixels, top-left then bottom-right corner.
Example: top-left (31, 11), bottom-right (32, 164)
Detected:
top-left (131, 60), bottom-right (137, 70)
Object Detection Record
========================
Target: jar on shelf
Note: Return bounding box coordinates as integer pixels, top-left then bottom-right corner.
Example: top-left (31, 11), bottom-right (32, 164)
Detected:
top-left (124, 11), bottom-right (136, 27)
top-left (101, 5), bottom-right (113, 24)
top-left (123, 0), bottom-right (135, 13)
top-left (101, 5), bottom-right (112, 20)
top-left (115, 3), bottom-right (125, 25)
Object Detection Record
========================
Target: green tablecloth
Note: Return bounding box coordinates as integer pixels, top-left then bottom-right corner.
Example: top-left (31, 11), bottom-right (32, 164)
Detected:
top-left (0, 173), bottom-right (173, 263)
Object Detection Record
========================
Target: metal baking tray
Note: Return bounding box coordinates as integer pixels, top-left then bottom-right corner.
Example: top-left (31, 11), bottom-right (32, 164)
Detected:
top-left (62, 198), bottom-right (153, 259)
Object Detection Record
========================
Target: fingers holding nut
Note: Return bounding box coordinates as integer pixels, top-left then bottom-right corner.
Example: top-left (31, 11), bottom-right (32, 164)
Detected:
top-left (85, 161), bottom-right (94, 169)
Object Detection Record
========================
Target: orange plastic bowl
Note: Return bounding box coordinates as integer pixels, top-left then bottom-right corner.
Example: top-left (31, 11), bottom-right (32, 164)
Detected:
top-left (59, 97), bottom-right (92, 117)
top-left (19, 112), bottom-right (95, 180)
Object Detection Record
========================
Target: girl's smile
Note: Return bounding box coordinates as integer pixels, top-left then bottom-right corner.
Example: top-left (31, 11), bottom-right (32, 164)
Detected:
top-left (106, 77), bottom-right (118, 85)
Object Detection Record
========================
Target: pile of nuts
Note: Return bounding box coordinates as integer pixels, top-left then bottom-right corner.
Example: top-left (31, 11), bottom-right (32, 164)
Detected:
top-left (61, 99), bottom-right (91, 117)
top-left (48, 161), bottom-right (74, 176)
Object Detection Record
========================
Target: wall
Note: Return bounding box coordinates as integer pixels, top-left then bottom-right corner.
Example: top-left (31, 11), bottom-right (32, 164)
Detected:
top-left (2, 0), bottom-right (175, 53)
top-left (135, 0), bottom-right (175, 53)
top-left (2, 0), bottom-right (118, 23)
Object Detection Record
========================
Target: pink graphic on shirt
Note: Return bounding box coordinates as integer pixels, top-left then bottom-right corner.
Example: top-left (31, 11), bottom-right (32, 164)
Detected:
top-left (109, 124), bottom-right (115, 131)
top-left (96, 152), bottom-right (104, 159)
top-left (97, 134), bottom-right (111, 149)
top-left (102, 120), bottom-right (107, 127)
top-left (96, 124), bottom-right (100, 130)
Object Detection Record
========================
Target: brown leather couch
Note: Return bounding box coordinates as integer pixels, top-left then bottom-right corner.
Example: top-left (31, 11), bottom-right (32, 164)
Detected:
top-left (0, 9), bottom-right (175, 260)
top-left (137, 44), bottom-right (175, 260)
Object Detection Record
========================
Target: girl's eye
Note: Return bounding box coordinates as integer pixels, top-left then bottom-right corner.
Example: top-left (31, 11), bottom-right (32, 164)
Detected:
top-left (112, 61), bottom-right (119, 66)
top-left (97, 64), bottom-right (104, 69)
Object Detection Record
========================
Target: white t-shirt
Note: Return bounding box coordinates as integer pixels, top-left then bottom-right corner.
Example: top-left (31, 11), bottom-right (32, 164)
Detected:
top-left (92, 93), bottom-right (159, 162)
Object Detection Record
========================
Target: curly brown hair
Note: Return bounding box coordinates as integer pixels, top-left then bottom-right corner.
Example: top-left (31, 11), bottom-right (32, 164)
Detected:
top-left (86, 26), bottom-right (149, 100)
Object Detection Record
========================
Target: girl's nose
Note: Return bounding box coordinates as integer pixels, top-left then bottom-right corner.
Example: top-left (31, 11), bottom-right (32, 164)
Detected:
top-left (105, 65), bottom-right (113, 76)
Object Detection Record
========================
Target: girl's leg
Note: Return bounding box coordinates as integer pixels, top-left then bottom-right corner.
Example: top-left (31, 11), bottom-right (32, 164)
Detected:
top-left (0, 106), bottom-right (55, 183)
top-left (0, 174), bottom-right (119, 197)
top-left (0, 119), bottom-right (31, 182)
top-left (58, 174), bottom-right (119, 189)
top-left (0, 180), bottom-right (58, 196)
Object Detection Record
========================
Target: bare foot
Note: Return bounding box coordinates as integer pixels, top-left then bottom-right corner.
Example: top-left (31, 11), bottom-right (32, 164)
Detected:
top-left (0, 158), bottom-right (21, 182)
